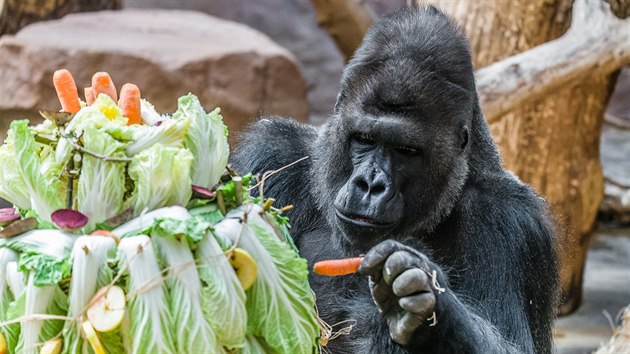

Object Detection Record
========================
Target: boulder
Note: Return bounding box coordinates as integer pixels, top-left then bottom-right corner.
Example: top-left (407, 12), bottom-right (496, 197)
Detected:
top-left (0, 9), bottom-right (309, 140)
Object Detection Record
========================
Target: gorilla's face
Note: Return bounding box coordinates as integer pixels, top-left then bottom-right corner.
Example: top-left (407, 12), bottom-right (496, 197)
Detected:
top-left (328, 57), bottom-right (474, 243)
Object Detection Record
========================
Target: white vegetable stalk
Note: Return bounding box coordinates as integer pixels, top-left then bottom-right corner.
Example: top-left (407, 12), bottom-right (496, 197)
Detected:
top-left (196, 231), bottom-right (247, 348)
top-left (63, 236), bottom-right (117, 354)
top-left (113, 206), bottom-right (191, 238)
top-left (5, 261), bottom-right (25, 297)
top-left (153, 235), bottom-right (224, 353)
top-left (118, 235), bottom-right (176, 354)
top-left (9, 230), bottom-right (77, 257)
top-left (17, 274), bottom-right (57, 354)
top-left (0, 249), bottom-right (18, 330)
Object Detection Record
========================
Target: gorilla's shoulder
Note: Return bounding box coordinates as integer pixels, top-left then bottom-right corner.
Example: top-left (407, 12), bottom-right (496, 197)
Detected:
top-left (231, 117), bottom-right (317, 177)
top-left (460, 171), bottom-right (554, 239)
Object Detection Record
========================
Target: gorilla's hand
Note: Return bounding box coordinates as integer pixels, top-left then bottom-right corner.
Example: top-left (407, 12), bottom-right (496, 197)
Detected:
top-left (359, 240), bottom-right (445, 347)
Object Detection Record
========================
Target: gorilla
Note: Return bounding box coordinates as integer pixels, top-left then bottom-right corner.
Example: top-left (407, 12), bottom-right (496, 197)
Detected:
top-left (232, 6), bottom-right (558, 354)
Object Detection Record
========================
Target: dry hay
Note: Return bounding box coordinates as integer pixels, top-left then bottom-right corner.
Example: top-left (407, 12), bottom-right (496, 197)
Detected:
top-left (595, 305), bottom-right (630, 354)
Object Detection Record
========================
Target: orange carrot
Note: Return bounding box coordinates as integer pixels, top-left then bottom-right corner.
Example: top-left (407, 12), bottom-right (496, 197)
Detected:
top-left (52, 69), bottom-right (81, 113)
top-left (313, 257), bottom-right (364, 276)
top-left (91, 72), bottom-right (118, 102)
top-left (84, 87), bottom-right (95, 105)
top-left (118, 83), bottom-right (142, 125)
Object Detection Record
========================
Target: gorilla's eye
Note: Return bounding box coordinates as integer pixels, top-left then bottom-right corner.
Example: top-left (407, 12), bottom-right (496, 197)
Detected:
top-left (353, 133), bottom-right (376, 146)
top-left (395, 146), bottom-right (420, 156)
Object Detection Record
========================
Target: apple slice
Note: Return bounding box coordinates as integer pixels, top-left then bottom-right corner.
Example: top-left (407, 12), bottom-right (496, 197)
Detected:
top-left (228, 248), bottom-right (258, 290)
top-left (86, 285), bottom-right (126, 332)
top-left (81, 321), bottom-right (105, 354)
top-left (40, 338), bottom-right (62, 354)
top-left (0, 332), bottom-right (6, 354)
top-left (89, 230), bottom-right (120, 245)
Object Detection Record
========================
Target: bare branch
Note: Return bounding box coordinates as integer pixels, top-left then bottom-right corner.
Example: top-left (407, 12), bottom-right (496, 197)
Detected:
top-left (476, 0), bottom-right (630, 122)
top-left (311, 0), bottom-right (376, 62)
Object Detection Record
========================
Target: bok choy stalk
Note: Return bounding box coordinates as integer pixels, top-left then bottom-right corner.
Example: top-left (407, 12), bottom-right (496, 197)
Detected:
top-left (76, 126), bottom-right (127, 232)
top-left (16, 275), bottom-right (67, 354)
top-left (4, 261), bottom-right (25, 352)
top-left (8, 230), bottom-right (76, 354)
top-left (62, 236), bottom-right (119, 354)
top-left (118, 235), bottom-right (176, 354)
top-left (113, 206), bottom-right (191, 238)
top-left (173, 94), bottom-right (229, 189)
top-left (214, 205), bottom-right (319, 354)
top-left (152, 231), bottom-right (224, 353)
top-left (128, 144), bottom-right (193, 215)
top-left (0, 249), bottom-right (17, 346)
top-left (196, 229), bottom-right (247, 348)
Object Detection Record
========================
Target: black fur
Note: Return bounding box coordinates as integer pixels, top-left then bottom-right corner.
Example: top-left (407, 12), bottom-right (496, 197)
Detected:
top-left (232, 6), bottom-right (557, 354)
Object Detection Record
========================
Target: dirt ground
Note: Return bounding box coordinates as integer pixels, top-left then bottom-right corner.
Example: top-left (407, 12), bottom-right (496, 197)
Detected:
top-left (554, 228), bottom-right (630, 353)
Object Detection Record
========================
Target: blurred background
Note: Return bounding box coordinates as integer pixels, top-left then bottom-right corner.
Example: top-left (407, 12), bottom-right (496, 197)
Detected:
top-left (0, 0), bottom-right (628, 352)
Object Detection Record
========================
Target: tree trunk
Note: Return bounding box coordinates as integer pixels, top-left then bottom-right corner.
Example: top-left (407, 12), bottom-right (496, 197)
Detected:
top-left (418, 0), bottom-right (616, 315)
top-left (0, 0), bottom-right (121, 36)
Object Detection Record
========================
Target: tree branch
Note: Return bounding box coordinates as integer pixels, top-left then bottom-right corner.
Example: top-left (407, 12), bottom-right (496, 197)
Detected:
top-left (475, 0), bottom-right (630, 122)
top-left (311, 0), bottom-right (376, 62)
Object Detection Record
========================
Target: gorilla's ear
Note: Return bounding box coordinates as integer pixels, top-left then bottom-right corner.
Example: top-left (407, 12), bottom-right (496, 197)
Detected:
top-left (460, 126), bottom-right (469, 151)
top-left (334, 90), bottom-right (347, 113)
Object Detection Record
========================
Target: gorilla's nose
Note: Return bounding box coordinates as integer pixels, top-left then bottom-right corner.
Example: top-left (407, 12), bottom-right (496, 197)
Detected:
top-left (350, 170), bottom-right (393, 203)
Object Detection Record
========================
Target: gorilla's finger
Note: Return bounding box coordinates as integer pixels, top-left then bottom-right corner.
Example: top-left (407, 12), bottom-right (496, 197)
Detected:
top-left (399, 292), bottom-right (436, 315)
top-left (359, 240), bottom-right (405, 278)
top-left (392, 268), bottom-right (430, 297)
top-left (388, 312), bottom-right (423, 346)
top-left (383, 251), bottom-right (416, 285)
top-left (369, 278), bottom-right (394, 310)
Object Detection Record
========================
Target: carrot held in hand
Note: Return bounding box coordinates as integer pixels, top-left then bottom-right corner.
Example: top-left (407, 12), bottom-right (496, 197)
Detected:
top-left (53, 69), bottom-right (81, 113)
top-left (118, 83), bottom-right (142, 125)
top-left (84, 87), bottom-right (95, 105)
top-left (313, 257), bottom-right (364, 276)
top-left (91, 72), bottom-right (118, 101)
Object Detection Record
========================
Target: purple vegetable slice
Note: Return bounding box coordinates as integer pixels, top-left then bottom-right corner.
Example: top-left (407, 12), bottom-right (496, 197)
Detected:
top-left (51, 209), bottom-right (89, 231)
top-left (0, 217), bottom-right (37, 238)
top-left (192, 185), bottom-right (215, 200)
top-left (0, 208), bottom-right (20, 227)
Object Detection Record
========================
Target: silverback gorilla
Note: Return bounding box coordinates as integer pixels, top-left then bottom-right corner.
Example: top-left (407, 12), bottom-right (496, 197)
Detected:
top-left (232, 6), bottom-right (558, 354)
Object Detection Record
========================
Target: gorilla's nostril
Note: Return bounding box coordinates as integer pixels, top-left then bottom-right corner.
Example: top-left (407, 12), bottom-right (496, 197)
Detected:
top-left (356, 179), bottom-right (369, 192)
top-left (371, 184), bottom-right (386, 195)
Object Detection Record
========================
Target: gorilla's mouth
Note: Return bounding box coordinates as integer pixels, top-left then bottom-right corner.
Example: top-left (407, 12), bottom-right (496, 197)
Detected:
top-left (335, 210), bottom-right (396, 229)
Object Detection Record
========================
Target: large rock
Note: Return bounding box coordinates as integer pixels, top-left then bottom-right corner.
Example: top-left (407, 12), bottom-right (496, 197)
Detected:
top-left (124, 0), bottom-right (404, 125)
top-left (0, 9), bottom-right (309, 138)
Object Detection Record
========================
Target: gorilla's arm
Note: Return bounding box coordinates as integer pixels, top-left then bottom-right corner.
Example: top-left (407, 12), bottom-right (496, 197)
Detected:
top-left (351, 178), bottom-right (557, 353)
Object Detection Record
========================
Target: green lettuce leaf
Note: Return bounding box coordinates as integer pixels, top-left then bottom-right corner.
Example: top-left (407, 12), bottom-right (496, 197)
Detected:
top-left (196, 230), bottom-right (247, 348)
top-left (10, 120), bottom-right (64, 222)
top-left (173, 94), bottom-right (229, 189)
top-left (126, 117), bottom-right (191, 156)
top-left (6, 230), bottom-right (76, 286)
top-left (152, 232), bottom-right (224, 353)
top-left (215, 205), bottom-right (319, 354)
top-left (128, 144), bottom-right (193, 215)
top-left (0, 133), bottom-right (31, 210)
top-left (76, 125), bottom-right (128, 232)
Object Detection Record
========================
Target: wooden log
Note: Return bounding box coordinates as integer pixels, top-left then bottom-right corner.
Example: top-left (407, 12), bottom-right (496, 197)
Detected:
top-left (310, 0), bottom-right (376, 62)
